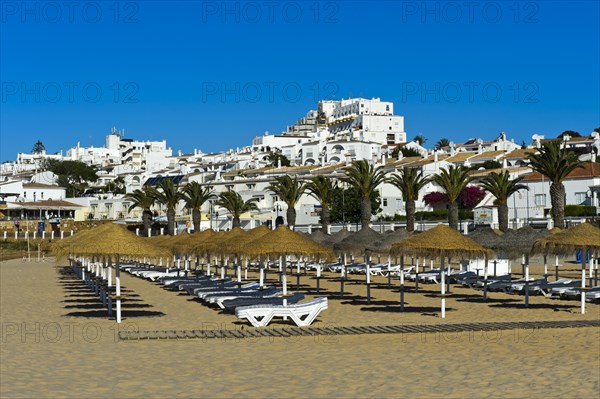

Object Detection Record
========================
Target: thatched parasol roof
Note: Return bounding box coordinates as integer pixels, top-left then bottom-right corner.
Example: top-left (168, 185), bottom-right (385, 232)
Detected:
top-left (493, 226), bottom-right (549, 259)
top-left (242, 226), bottom-right (335, 259)
top-left (309, 229), bottom-right (331, 246)
top-left (468, 226), bottom-right (502, 250)
top-left (532, 222), bottom-right (600, 255)
top-left (215, 227), bottom-right (249, 256)
top-left (333, 227), bottom-right (384, 255)
top-left (391, 224), bottom-right (494, 258)
top-left (322, 228), bottom-right (353, 247)
top-left (52, 223), bottom-right (170, 259)
top-left (369, 228), bottom-right (413, 253)
top-left (548, 227), bottom-right (562, 234)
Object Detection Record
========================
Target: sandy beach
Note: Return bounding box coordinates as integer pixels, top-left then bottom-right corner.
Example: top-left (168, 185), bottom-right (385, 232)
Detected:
top-left (1, 256), bottom-right (599, 398)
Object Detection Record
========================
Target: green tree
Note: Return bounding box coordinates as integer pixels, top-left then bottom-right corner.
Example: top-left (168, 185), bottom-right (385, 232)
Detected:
top-left (434, 138), bottom-right (450, 151)
top-left (216, 190), bottom-right (259, 228)
top-left (389, 167), bottom-right (430, 232)
top-left (32, 140), bottom-right (45, 154)
top-left (343, 160), bottom-right (388, 228)
top-left (182, 182), bottom-right (214, 233)
top-left (557, 130), bottom-right (581, 139)
top-left (305, 175), bottom-right (337, 231)
top-left (267, 175), bottom-right (306, 227)
top-left (527, 142), bottom-right (584, 228)
top-left (330, 186), bottom-right (381, 225)
top-left (479, 171), bottom-right (529, 231)
top-left (431, 165), bottom-right (473, 229)
top-left (102, 176), bottom-right (125, 194)
top-left (152, 179), bottom-right (183, 235)
top-left (124, 186), bottom-right (156, 235)
top-left (43, 159), bottom-right (98, 197)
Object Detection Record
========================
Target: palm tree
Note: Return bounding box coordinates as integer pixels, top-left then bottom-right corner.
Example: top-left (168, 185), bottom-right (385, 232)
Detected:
top-left (267, 175), bottom-right (306, 228)
top-left (216, 191), bottom-right (259, 228)
top-left (343, 160), bottom-right (388, 229)
top-left (479, 171), bottom-right (529, 232)
top-left (413, 134), bottom-right (427, 146)
top-left (152, 179), bottom-right (183, 235)
top-left (182, 182), bottom-right (214, 233)
top-left (124, 186), bottom-right (156, 235)
top-left (527, 142), bottom-right (584, 228)
top-left (389, 167), bottom-right (430, 232)
top-left (431, 165), bottom-right (473, 230)
top-left (305, 175), bottom-right (337, 232)
top-left (434, 138), bottom-right (450, 151)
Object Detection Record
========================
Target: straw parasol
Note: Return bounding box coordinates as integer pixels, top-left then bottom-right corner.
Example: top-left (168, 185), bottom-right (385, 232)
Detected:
top-left (532, 222), bottom-right (600, 315)
top-left (533, 223), bottom-right (600, 254)
top-left (468, 226), bottom-right (502, 250)
top-left (391, 224), bottom-right (494, 259)
top-left (309, 229), bottom-right (331, 246)
top-left (52, 223), bottom-right (172, 324)
top-left (53, 223), bottom-right (169, 259)
top-left (243, 226), bottom-right (335, 303)
top-left (372, 228), bottom-right (413, 253)
top-left (243, 226), bottom-right (334, 259)
top-left (493, 226), bottom-right (549, 259)
top-left (322, 228), bottom-right (353, 247)
top-left (391, 224), bottom-right (495, 318)
top-left (333, 227), bottom-right (384, 255)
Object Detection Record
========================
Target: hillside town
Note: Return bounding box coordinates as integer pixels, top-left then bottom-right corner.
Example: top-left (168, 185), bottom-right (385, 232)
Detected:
top-left (1, 97), bottom-right (599, 236)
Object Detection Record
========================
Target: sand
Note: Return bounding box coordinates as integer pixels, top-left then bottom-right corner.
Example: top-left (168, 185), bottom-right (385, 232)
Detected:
top-left (1, 256), bottom-right (599, 398)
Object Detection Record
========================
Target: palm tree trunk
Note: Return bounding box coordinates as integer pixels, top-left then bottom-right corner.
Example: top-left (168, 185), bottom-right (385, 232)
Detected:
top-left (232, 217), bottom-right (241, 228)
top-left (361, 197), bottom-right (371, 229)
top-left (448, 201), bottom-right (459, 230)
top-left (142, 209), bottom-right (153, 236)
top-left (286, 207), bottom-right (296, 227)
top-left (167, 208), bottom-right (176, 235)
top-left (550, 182), bottom-right (566, 229)
top-left (192, 208), bottom-right (201, 233)
top-left (321, 205), bottom-right (330, 232)
top-left (406, 199), bottom-right (416, 232)
top-left (498, 203), bottom-right (509, 232)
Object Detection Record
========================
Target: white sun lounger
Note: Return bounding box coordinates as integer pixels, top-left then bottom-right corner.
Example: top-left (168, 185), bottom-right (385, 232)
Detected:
top-left (235, 297), bottom-right (328, 327)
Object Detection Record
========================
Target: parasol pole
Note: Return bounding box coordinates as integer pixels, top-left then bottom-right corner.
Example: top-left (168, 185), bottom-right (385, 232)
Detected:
top-left (244, 257), bottom-right (248, 280)
top-left (524, 253), bottom-right (530, 307)
top-left (399, 255), bottom-right (405, 311)
top-left (281, 256), bottom-right (287, 307)
top-left (387, 255), bottom-right (391, 288)
top-left (116, 255), bottom-right (122, 324)
top-left (366, 252), bottom-right (371, 305)
top-left (483, 255), bottom-right (488, 302)
top-left (543, 255), bottom-right (548, 282)
top-left (581, 246), bottom-right (587, 315)
top-left (555, 255), bottom-right (559, 281)
top-left (107, 257), bottom-right (113, 316)
top-left (440, 253), bottom-right (446, 318)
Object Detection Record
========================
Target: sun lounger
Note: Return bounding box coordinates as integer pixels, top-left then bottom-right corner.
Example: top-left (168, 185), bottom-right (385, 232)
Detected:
top-left (197, 282), bottom-right (260, 300)
top-left (208, 287), bottom-right (281, 307)
top-left (235, 297), bottom-right (328, 327)
top-left (222, 292), bottom-right (305, 312)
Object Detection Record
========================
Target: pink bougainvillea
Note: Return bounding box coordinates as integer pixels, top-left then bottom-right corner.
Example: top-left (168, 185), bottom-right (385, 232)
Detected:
top-left (424, 186), bottom-right (486, 209)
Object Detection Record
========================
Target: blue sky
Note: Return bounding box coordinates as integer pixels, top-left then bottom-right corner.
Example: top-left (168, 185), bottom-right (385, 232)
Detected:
top-left (1, 0), bottom-right (599, 161)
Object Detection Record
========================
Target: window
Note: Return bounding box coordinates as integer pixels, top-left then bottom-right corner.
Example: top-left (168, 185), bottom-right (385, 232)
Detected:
top-left (383, 198), bottom-right (388, 207)
top-left (389, 126), bottom-right (392, 130)
top-left (41, 192), bottom-right (44, 199)
top-left (534, 194), bottom-right (546, 206)
top-left (575, 192), bottom-right (587, 205)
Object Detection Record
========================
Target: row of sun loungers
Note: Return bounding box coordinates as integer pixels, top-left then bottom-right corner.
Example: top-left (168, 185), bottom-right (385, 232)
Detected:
top-left (120, 263), bottom-right (326, 326)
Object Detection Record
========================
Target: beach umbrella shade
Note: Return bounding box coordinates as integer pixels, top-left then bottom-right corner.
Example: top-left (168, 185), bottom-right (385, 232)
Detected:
top-left (243, 226), bottom-right (335, 303)
top-left (468, 226), bottom-right (502, 250)
top-left (52, 223), bottom-right (172, 324)
top-left (391, 224), bottom-right (495, 318)
top-left (333, 227), bottom-right (384, 255)
top-left (322, 228), bottom-right (353, 247)
top-left (309, 229), bottom-right (331, 246)
top-left (532, 222), bottom-right (600, 315)
top-left (492, 226), bottom-right (550, 307)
